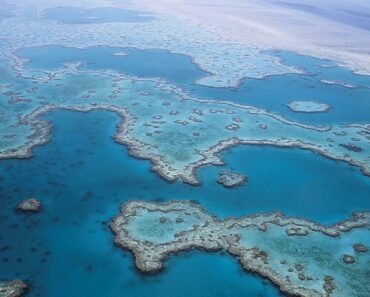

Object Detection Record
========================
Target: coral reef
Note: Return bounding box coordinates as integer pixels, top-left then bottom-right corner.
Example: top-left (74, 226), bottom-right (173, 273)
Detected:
top-left (111, 200), bottom-right (370, 296)
top-left (0, 280), bottom-right (27, 297)
top-left (217, 171), bottom-right (247, 188)
top-left (286, 100), bottom-right (330, 113)
top-left (16, 198), bottom-right (41, 212)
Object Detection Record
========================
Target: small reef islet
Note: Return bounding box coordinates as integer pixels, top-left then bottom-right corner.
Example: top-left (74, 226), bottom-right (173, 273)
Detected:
top-left (16, 198), bottom-right (41, 213)
top-left (286, 100), bottom-right (331, 113)
top-left (217, 171), bottom-right (247, 188)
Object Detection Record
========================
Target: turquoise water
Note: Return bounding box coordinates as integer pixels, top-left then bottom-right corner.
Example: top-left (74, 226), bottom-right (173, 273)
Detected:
top-left (1, 110), bottom-right (369, 296)
top-left (17, 45), bottom-right (370, 124)
top-left (43, 6), bottom-right (154, 24)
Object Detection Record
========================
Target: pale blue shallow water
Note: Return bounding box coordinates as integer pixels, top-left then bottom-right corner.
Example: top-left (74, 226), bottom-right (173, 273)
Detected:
top-left (0, 8), bottom-right (13, 20)
top-left (269, 1), bottom-right (370, 31)
top-left (2, 44), bottom-right (370, 296)
top-left (40, 2), bottom-right (370, 32)
top-left (43, 6), bottom-right (154, 24)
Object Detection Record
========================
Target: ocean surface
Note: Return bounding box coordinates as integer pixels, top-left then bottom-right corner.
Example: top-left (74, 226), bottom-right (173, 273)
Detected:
top-left (1, 42), bottom-right (370, 296)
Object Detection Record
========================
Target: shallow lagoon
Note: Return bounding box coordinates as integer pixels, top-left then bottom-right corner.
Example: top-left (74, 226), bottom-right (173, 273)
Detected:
top-left (1, 110), bottom-right (369, 296)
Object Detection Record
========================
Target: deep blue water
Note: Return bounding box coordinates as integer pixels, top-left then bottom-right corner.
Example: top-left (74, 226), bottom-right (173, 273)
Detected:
top-left (0, 110), bottom-right (282, 297)
top-left (191, 50), bottom-right (370, 125)
top-left (16, 46), bottom-right (206, 86)
top-left (17, 45), bottom-right (370, 125)
top-left (190, 73), bottom-right (370, 124)
top-left (43, 6), bottom-right (154, 24)
top-left (1, 110), bottom-right (370, 296)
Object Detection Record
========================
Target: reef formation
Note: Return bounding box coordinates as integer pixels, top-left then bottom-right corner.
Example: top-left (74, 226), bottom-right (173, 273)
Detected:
top-left (217, 171), bottom-right (247, 188)
top-left (16, 198), bottom-right (41, 212)
top-left (0, 1), bottom-right (367, 187)
top-left (0, 280), bottom-right (27, 297)
top-left (1, 65), bottom-right (370, 186)
top-left (111, 200), bottom-right (370, 297)
top-left (287, 100), bottom-right (331, 113)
